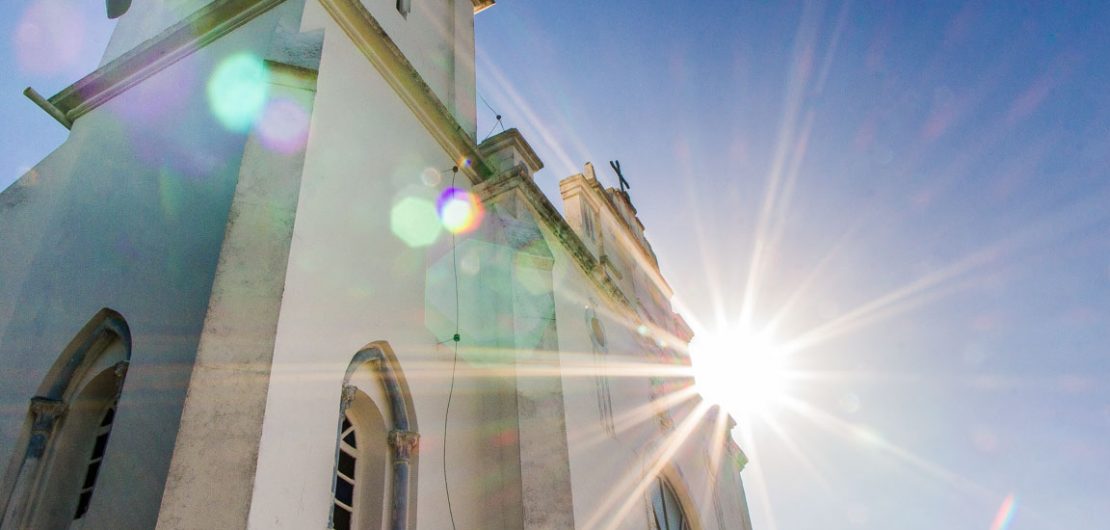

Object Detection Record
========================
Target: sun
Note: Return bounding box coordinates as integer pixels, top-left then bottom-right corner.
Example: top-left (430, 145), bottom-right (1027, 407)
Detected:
top-left (690, 327), bottom-right (790, 419)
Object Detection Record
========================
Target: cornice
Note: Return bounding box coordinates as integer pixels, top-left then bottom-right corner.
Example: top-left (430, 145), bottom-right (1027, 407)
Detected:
top-left (470, 0), bottom-right (495, 14)
top-left (35, 0), bottom-right (285, 129)
top-left (28, 0), bottom-right (495, 187)
top-left (475, 164), bottom-right (630, 309)
top-left (561, 173), bottom-right (674, 299)
top-left (319, 0), bottom-right (493, 184)
top-left (480, 128), bottom-right (544, 173)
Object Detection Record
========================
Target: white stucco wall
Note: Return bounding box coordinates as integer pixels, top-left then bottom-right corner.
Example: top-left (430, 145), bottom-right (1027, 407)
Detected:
top-left (548, 188), bottom-right (751, 529)
top-left (7, 1), bottom-right (755, 527)
top-left (0, 6), bottom-right (292, 526)
top-left (247, 2), bottom-right (502, 527)
top-left (103, 0), bottom-right (476, 137)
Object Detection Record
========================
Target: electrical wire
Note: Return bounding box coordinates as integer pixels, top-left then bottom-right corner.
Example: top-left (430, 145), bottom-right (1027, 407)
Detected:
top-left (478, 90), bottom-right (506, 142)
top-left (442, 165), bottom-right (461, 530)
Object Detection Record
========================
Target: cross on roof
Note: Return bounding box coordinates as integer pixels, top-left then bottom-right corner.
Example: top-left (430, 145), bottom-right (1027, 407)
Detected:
top-left (609, 160), bottom-right (631, 195)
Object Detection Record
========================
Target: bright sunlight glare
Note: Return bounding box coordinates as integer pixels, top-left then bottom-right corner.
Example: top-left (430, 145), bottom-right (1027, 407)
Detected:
top-left (690, 327), bottom-right (790, 419)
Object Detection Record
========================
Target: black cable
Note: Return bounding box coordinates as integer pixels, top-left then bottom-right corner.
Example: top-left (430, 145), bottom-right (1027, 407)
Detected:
top-left (442, 166), bottom-right (461, 530)
top-left (478, 91), bottom-right (498, 116)
top-left (477, 91), bottom-right (506, 142)
top-left (482, 120), bottom-right (501, 142)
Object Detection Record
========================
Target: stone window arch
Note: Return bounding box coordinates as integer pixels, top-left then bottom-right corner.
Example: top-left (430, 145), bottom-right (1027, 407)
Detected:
top-left (585, 305), bottom-right (615, 436)
top-left (651, 476), bottom-right (695, 530)
top-left (0, 308), bottom-right (131, 529)
top-left (329, 342), bottom-right (418, 530)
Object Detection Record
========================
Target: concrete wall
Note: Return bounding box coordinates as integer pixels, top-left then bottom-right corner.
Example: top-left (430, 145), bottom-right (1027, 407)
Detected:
top-left (246, 2), bottom-right (505, 527)
top-left (549, 186), bottom-right (751, 529)
top-left (0, 5), bottom-right (299, 528)
top-left (103, 0), bottom-right (477, 136)
top-left (4, 0), bottom-right (754, 528)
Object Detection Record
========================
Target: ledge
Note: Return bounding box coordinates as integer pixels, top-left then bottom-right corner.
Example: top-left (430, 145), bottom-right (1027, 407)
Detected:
top-left (37, 0), bottom-right (285, 129)
top-left (470, 0), bottom-right (495, 14)
top-left (475, 163), bottom-right (630, 308)
top-left (319, 0), bottom-right (494, 184)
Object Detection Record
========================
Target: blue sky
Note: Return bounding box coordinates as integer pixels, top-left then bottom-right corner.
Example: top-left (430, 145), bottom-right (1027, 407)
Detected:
top-left (473, 2), bottom-right (1110, 529)
top-left (3, 1), bottom-right (1109, 529)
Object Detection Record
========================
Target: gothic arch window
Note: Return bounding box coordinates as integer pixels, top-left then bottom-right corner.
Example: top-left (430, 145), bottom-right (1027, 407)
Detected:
top-left (331, 389), bottom-right (388, 530)
top-left (651, 477), bottom-right (692, 530)
top-left (0, 309), bottom-right (131, 529)
top-left (329, 342), bottom-right (418, 530)
top-left (585, 306), bottom-right (615, 436)
top-left (582, 205), bottom-right (597, 241)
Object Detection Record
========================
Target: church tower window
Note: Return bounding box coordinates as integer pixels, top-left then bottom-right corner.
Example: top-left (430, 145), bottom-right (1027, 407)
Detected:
top-left (332, 415), bottom-right (358, 530)
top-left (582, 205), bottom-right (596, 241)
top-left (330, 387), bottom-right (388, 530)
top-left (0, 309), bottom-right (130, 529)
top-left (651, 477), bottom-right (692, 530)
top-left (73, 404), bottom-right (117, 519)
top-left (328, 343), bottom-right (418, 530)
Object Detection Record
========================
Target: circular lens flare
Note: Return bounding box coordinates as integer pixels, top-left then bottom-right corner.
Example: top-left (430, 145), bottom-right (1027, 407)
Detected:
top-left (391, 196), bottom-right (441, 248)
top-left (257, 97), bottom-right (310, 153)
top-left (207, 53), bottom-right (269, 131)
top-left (437, 187), bottom-right (484, 234)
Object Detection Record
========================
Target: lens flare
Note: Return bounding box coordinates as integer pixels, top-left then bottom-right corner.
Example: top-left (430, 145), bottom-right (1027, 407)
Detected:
top-left (391, 196), bottom-right (441, 247)
top-left (691, 328), bottom-right (789, 417)
top-left (257, 98), bottom-right (310, 153)
top-left (989, 494), bottom-right (1017, 530)
top-left (436, 187), bottom-right (484, 234)
top-left (207, 53), bottom-right (269, 131)
top-left (14, 0), bottom-right (85, 76)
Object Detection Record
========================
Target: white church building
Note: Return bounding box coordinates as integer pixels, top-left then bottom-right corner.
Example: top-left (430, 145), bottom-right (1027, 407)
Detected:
top-left (0, 0), bottom-right (755, 528)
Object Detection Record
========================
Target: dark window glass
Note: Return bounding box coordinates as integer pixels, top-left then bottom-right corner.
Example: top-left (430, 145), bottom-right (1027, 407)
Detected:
top-left (332, 504), bottom-right (351, 530)
top-left (335, 476), bottom-right (354, 506)
top-left (100, 407), bottom-right (115, 427)
top-left (338, 450), bottom-right (356, 479)
top-left (652, 481), bottom-right (667, 528)
top-left (92, 433), bottom-right (109, 458)
top-left (82, 461), bottom-right (101, 489)
top-left (342, 417), bottom-right (351, 432)
top-left (664, 481), bottom-right (683, 530)
top-left (343, 430), bottom-right (357, 448)
top-left (74, 490), bottom-right (93, 519)
top-left (652, 478), bottom-right (689, 530)
top-left (75, 406), bottom-right (116, 520)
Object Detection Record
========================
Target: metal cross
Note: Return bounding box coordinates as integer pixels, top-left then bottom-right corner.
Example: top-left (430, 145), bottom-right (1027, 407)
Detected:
top-left (609, 160), bottom-right (631, 195)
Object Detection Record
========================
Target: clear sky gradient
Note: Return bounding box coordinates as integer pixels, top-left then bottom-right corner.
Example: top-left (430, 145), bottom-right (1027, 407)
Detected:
top-left (3, 1), bottom-right (1109, 529)
top-left (474, 2), bottom-right (1110, 529)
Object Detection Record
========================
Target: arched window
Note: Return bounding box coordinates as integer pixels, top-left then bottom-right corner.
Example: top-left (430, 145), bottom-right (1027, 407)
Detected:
top-left (329, 342), bottom-right (418, 530)
top-left (585, 306), bottom-right (614, 436)
top-left (74, 404), bottom-right (116, 519)
top-left (331, 389), bottom-right (387, 530)
top-left (0, 309), bottom-right (130, 529)
top-left (651, 477), bottom-right (692, 530)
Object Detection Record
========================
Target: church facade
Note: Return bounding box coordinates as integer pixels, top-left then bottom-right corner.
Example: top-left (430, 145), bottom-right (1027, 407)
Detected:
top-left (0, 1), bottom-right (754, 529)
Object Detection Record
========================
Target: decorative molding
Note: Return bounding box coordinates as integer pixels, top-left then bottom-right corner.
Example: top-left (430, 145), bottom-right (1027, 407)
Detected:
top-left (112, 361), bottom-right (129, 380)
top-left (480, 128), bottom-right (544, 174)
top-left (341, 343), bottom-right (417, 530)
top-left (340, 385), bottom-right (357, 409)
top-left (560, 172), bottom-right (674, 299)
top-left (387, 430), bottom-right (420, 461)
top-left (470, 0), bottom-right (496, 14)
top-left (26, 398), bottom-right (66, 459)
top-left (318, 0), bottom-right (493, 184)
top-left (475, 162), bottom-right (631, 310)
top-left (40, 0), bottom-right (285, 128)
